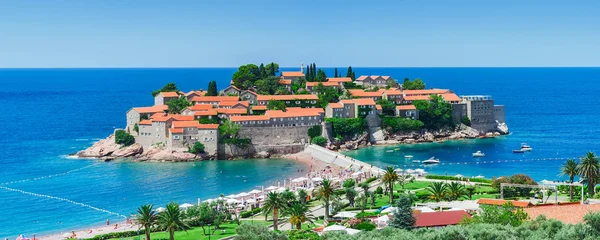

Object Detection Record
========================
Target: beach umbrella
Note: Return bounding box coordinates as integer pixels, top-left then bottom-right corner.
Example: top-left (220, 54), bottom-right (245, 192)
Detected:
top-left (248, 189), bottom-right (261, 194)
top-left (225, 194), bottom-right (236, 198)
top-left (237, 192), bottom-right (250, 197)
top-left (381, 207), bottom-right (397, 214)
top-left (540, 180), bottom-right (554, 185)
top-left (454, 174), bottom-right (464, 178)
top-left (475, 175), bottom-right (485, 179)
top-left (415, 207), bottom-right (435, 213)
top-left (415, 168), bottom-right (425, 173)
top-left (275, 187), bottom-right (287, 193)
top-left (156, 207), bottom-right (166, 212)
top-left (333, 211), bottom-right (357, 219)
top-left (374, 215), bottom-right (390, 224)
top-left (227, 198), bottom-right (240, 204)
top-left (62, 233), bottom-right (71, 238)
top-left (345, 229), bottom-right (361, 235)
top-left (179, 203), bottom-right (194, 209)
top-left (405, 169), bottom-right (415, 173)
top-left (394, 168), bottom-right (403, 172)
top-left (265, 186), bottom-right (278, 191)
top-left (236, 204), bottom-right (246, 208)
top-left (246, 199), bottom-right (257, 204)
top-left (291, 178), bottom-right (304, 183)
top-left (312, 177), bottom-right (323, 182)
top-left (323, 225), bottom-right (347, 232)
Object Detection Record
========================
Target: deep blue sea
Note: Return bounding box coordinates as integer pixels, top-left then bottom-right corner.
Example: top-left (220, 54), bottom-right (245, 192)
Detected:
top-left (0, 67), bottom-right (599, 237)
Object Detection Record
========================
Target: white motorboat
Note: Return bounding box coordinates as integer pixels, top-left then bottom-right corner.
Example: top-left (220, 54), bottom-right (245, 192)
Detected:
top-left (472, 151), bottom-right (485, 157)
top-left (520, 143), bottom-right (532, 151)
top-left (422, 157), bottom-right (440, 164)
top-left (412, 160), bottom-right (421, 163)
top-left (386, 150), bottom-right (394, 153)
top-left (405, 155), bottom-right (414, 159)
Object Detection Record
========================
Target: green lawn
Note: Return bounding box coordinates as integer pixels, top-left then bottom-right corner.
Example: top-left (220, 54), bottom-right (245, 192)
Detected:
top-left (115, 221), bottom-right (268, 240)
top-left (399, 181), bottom-right (431, 190)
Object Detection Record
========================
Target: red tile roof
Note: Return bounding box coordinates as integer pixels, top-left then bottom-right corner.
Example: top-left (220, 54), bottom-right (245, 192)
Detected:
top-left (328, 103), bottom-right (343, 109)
top-left (384, 90), bottom-right (403, 96)
top-left (306, 81), bottom-right (339, 87)
top-left (194, 110), bottom-right (218, 116)
top-left (191, 96), bottom-right (239, 102)
top-left (442, 93), bottom-right (461, 102)
top-left (327, 77), bottom-right (352, 82)
top-left (169, 128), bottom-right (183, 133)
top-left (252, 105), bottom-right (267, 110)
top-left (159, 92), bottom-right (179, 97)
top-left (132, 105), bottom-right (168, 114)
top-left (477, 198), bottom-right (533, 208)
top-left (230, 115), bottom-right (270, 122)
top-left (216, 108), bottom-right (247, 114)
top-left (139, 120), bottom-right (153, 125)
top-left (187, 104), bottom-right (213, 111)
top-left (285, 107), bottom-right (324, 114)
top-left (281, 71), bottom-right (305, 77)
top-left (356, 75), bottom-right (368, 81)
top-left (403, 95), bottom-right (432, 101)
top-left (218, 101), bottom-right (249, 108)
top-left (256, 94), bottom-right (318, 101)
top-left (173, 115), bottom-right (195, 121)
top-left (403, 89), bottom-right (450, 96)
top-left (349, 89), bottom-right (383, 97)
top-left (396, 105), bottom-right (417, 110)
top-left (340, 100), bottom-right (355, 104)
top-left (523, 203), bottom-right (600, 224)
top-left (198, 124), bottom-right (219, 129)
top-left (353, 98), bottom-right (377, 106)
top-left (266, 110), bottom-right (321, 118)
top-left (376, 105), bottom-right (382, 110)
top-left (415, 210), bottom-right (471, 228)
top-left (172, 121), bottom-right (200, 128)
top-left (279, 79), bottom-right (292, 85)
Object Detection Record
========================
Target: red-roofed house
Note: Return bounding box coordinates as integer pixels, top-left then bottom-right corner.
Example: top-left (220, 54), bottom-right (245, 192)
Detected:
top-left (325, 99), bottom-right (377, 118)
top-left (281, 71), bottom-right (305, 83)
top-left (167, 120), bottom-right (219, 155)
top-left (240, 90), bottom-right (258, 105)
top-left (221, 85), bottom-right (241, 96)
top-left (305, 81), bottom-right (340, 92)
top-left (414, 210), bottom-right (471, 228)
top-left (154, 92), bottom-right (180, 106)
top-left (126, 105), bottom-right (169, 134)
top-left (396, 105), bottom-right (419, 119)
top-left (355, 75), bottom-right (395, 88)
top-left (181, 104), bottom-right (213, 116)
top-left (348, 89), bottom-right (384, 102)
top-left (256, 94), bottom-right (319, 106)
top-left (191, 96), bottom-right (240, 106)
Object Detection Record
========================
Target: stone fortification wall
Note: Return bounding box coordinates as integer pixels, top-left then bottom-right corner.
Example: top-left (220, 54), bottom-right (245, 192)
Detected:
top-left (219, 143), bottom-right (306, 159)
top-left (238, 126), bottom-right (312, 145)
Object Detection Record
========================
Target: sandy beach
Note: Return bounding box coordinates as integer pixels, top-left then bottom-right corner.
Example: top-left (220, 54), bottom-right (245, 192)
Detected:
top-left (40, 221), bottom-right (135, 240)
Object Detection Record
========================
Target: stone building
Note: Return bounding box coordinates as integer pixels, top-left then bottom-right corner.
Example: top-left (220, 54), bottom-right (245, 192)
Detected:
top-left (230, 108), bottom-right (324, 127)
top-left (256, 94), bottom-right (319, 107)
top-left (305, 81), bottom-right (340, 93)
top-left (281, 71), bottom-right (305, 83)
top-left (240, 90), bottom-right (258, 105)
top-left (221, 85), bottom-right (241, 96)
top-left (167, 121), bottom-right (219, 155)
top-left (348, 89), bottom-right (384, 102)
top-left (184, 90), bottom-right (206, 102)
top-left (355, 75), bottom-right (395, 88)
top-left (154, 92), bottom-right (180, 106)
top-left (125, 105), bottom-right (168, 134)
top-left (494, 105), bottom-right (506, 123)
top-left (325, 98), bottom-right (377, 118)
top-left (191, 96), bottom-right (239, 107)
top-left (461, 95), bottom-right (498, 133)
top-left (278, 79), bottom-right (292, 93)
top-left (395, 105), bottom-right (419, 119)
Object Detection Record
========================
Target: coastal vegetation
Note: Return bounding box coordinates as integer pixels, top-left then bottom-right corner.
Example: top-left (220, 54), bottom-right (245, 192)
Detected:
top-left (380, 116), bottom-right (424, 133)
top-left (561, 158), bottom-right (578, 199)
top-left (206, 81), bottom-right (218, 96)
top-left (114, 130), bottom-right (134, 146)
top-left (401, 78), bottom-right (426, 90)
top-left (166, 96), bottom-right (191, 114)
top-left (262, 192), bottom-right (287, 231)
top-left (158, 202), bottom-right (189, 240)
top-left (491, 173), bottom-right (537, 198)
top-left (267, 100), bottom-right (287, 111)
top-left (231, 63), bottom-right (284, 94)
top-left (382, 166), bottom-right (399, 203)
top-left (577, 152), bottom-right (599, 196)
top-left (414, 94), bottom-right (454, 130)
top-left (151, 82), bottom-right (179, 97)
top-left (375, 99), bottom-right (395, 116)
top-left (325, 118), bottom-right (366, 140)
top-left (188, 142), bottom-right (205, 154)
top-left (311, 136), bottom-right (327, 146)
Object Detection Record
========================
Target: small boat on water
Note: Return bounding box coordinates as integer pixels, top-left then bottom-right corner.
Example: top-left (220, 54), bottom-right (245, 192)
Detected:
top-left (512, 149), bottom-right (525, 153)
top-left (520, 143), bottom-right (533, 151)
top-left (472, 151), bottom-right (485, 157)
top-left (386, 150), bottom-right (394, 153)
top-left (422, 157), bottom-right (440, 164)
top-left (405, 155), bottom-right (414, 159)
top-left (394, 148), bottom-right (400, 151)
top-left (412, 160), bottom-right (421, 163)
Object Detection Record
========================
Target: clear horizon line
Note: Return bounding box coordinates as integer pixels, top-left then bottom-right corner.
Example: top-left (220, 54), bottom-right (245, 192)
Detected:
top-left (1, 66), bottom-right (599, 69)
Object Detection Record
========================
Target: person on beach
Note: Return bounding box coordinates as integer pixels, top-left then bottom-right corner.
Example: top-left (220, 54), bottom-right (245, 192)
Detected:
top-left (106, 219), bottom-right (110, 225)
top-left (114, 223), bottom-right (118, 229)
top-left (71, 231), bottom-right (76, 238)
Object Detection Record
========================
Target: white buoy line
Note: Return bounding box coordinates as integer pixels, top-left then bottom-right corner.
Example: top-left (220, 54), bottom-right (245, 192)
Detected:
top-left (0, 163), bottom-right (99, 185)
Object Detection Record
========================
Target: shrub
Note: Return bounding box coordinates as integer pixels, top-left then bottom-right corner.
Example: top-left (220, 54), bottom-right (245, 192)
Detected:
top-left (198, 116), bottom-right (219, 124)
top-left (461, 116), bottom-right (471, 126)
top-left (355, 221), bottom-right (377, 231)
top-left (240, 207), bottom-right (262, 218)
top-left (236, 223), bottom-right (287, 240)
top-left (133, 123), bottom-right (139, 133)
top-left (325, 118), bottom-right (366, 139)
top-left (308, 125), bottom-right (322, 139)
top-left (311, 136), bottom-right (327, 146)
top-left (288, 229), bottom-right (319, 240)
top-left (376, 186), bottom-right (384, 194)
top-left (425, 174), bottom-right (492, 184)
top-left (114, 130), bottom-right (134, 146)
top-left (365, 176), bottom-right (378, 183)
top-left (381, 116), bottom-right (424, 133)
top-left (356, 211), bottom-right (380, 219)
top-left (189, 142), bottom-right (205, 154)
top-left (86, 230), bottom-right (138, 240)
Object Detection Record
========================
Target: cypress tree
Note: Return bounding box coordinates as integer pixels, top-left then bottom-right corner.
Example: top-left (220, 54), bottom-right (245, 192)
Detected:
top-left (207, 81), bottom-right (218, 96)
top-left (259, 63), bottom-right (266, 78)
top-left (334, 68), bottom-right (338, 78)
top-left (270, 62), bottom-right (276, 76)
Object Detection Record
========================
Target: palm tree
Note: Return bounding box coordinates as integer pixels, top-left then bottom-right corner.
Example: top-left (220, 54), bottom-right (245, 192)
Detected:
top-left (446, 182), bottom-right (466, 201)
top-left (158, 202), bottom-right (188, 240)
top-left (297, 189), bottom-right (308, 204)
top-left (578, 152), bottom-right (599, 197)
top-left (561, 158), bottom-right (578, 200)
top-left (466, 186), bottom-right (476, 200)
top-left (262, 192), bottom-right (288, 231)
top-left (314, 179), bottom-right (335, 221)
top-left (359, 182), bottom-right (370, 193)
top-left (426, 182), bottom-right (447, 202)
top-left (286, 203), bottom-right (315, 230)
top-left (382, 166), bottom-right (399, 203)
top-left (136, 204), bottom-right (157, 240)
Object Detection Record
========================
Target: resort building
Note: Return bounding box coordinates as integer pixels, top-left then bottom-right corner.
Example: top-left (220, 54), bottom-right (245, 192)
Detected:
top-left (256, 94), bottom-right (319, 107)
top-left (221, 85), bottom-right (241, 96)
top-left (181, 104), bottom-right (213, 116)
top-left (278, 79), bottom-right (292, 93)
top-left (305, 81), bottom-right (340, 93)
top-left (382, 90), bottom-right (404, 104)
top-left (191, 96), bottom-right (240, 107)
top-left (348, 89), bottom-right (384, 102)
top-left (325, 98), bottom-right (377, 118)
top-left (125, 105), bottom-right (168, 134)
top-left (154, 92), bottom-right (180, 106)
top-left (414, 210), bottom-right (471, 228)
top-left (395, 105), bottom-right (419, 119)
top-left (355, 75), bottom-right (395, 88)
top-left (230, 108), bottom-right (324, 127)
top-left (461, 95), bottom-right (500, 133)
top-left (327, 77), bottom-right (353, 84)
top-left (240, 90), bottom-right (258, 105)
top-left (184, 90), bottom-right (206, 102)
top-left (167, 121), bottom-right (219, 155)
top-left (280, 71), bottom-right (305, 83)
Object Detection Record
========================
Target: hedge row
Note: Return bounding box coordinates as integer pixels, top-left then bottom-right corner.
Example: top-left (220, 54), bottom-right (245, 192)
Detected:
top-left (425, 174), bottom-right (492, 184)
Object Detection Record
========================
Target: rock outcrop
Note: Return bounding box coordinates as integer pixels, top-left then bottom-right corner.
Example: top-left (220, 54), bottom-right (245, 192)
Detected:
top-left (496, 121), bottom-right (509, 135)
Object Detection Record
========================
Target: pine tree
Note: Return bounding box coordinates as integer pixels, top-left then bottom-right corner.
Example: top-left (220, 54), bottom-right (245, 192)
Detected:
top-left (207, 81), bottom-right (218, 96)
top-left (259, 63), bottom-right (266, 78)
top-left (347, 66), bottom-right (356, 81)
top-left (270, 62), bottom-right (276, 76)
top-left (334, 68), bottom-right (338, 78)
top-left (390, 195), bottom-right (416, 230)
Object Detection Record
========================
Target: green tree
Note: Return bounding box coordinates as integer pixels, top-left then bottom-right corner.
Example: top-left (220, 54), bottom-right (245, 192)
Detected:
top-left (206, 81), bottom-right (218, 96)
top-left (390, 195), bottom-right (416, 230)
top-left (115, 130), bottom-right (135, 146)
top-left (343, 179), bottom-right (356, 188)
top-left (286, 203), bottom-right (315, 230)
top-left (266, 62), bottom-right (279, 76)
top-left (317, 87), bottom-right (341, 109)
top-left (219, 119), bottom-right (241, 139)
top-left (561, 159), bottom-right (579, 200)
top-left (464, 203), bottom-right (528, 227)
top-left (262, 192), bottom-right (288, 231)
top-left (345, 188), bottom-right (357, 207)
top-left (376, 99), bottom-right (396, 116)
top-left (325, 118), bottom-right (366, 139)
top-left (307, 125), bottom-right (322, 139)
top-left (232, 64), bottom-right (259, 90)
top-left (334, 68), bottom-right (338, 77)
top-left (466, 186), bottom-right (476, 200)
top-left (259, 63), bottom-right (267, 78)
top-left (311, 136), bottom-right (327, 146)
top-left (414, 94), bottom-right (454, 130)
top-left (135, 204), bottom-right (157, 240)
top-left (446, 182), bottom-right (466, 201)
top-left (346, 66), bottom-right (356, 81)
top-left (578, 152), bottom-right (599, 197)
top-left (297, 189), bottom-right (308, 204)
top-left (133, 123), bottom-right (139, 134)
top-left (189, 142), bottom-right (205, 154)
top-left (426, 182), bottom-right (448, 202)
top-left (267, 100), bottom-right (287, 111)
top-left (166, 96), bottom-right (191, 114)
top-left (158, 202), bottom-right (189, 240)
top-left (402, 78), bottom-right (426, 90)
top-left (152, 82), bottom-right (179, 97)
top-left (315, 179), bottom-right (335, 221)
top-left (235, 223), bottom-right (287, 240)
top-left (382, 166), bottom-right (399, 203)
top-left (359, 182), bottom-right (370, 193)
top-left (316, 69), bottom-right (327, 82)
top-left (255, 76), bottom-right (282, 95)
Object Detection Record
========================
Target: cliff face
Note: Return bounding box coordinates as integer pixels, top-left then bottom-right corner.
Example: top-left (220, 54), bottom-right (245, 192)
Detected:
top-left (75, 134), bottom-right (214, 162)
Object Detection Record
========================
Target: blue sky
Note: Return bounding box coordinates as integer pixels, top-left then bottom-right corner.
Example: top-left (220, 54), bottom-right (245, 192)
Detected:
top-left (0, 0), bottom-right (599, 67)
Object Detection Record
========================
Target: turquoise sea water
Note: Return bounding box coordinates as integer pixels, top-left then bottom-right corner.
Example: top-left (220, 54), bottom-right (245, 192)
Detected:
top-left (0, 67), bottom-right (599, 237)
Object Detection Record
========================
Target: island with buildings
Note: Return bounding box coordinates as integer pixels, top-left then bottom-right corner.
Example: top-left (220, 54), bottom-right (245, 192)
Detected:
top-left (77, 63), bottom-right (507, 161)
